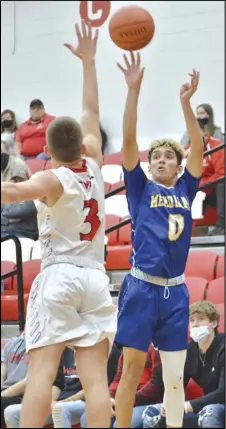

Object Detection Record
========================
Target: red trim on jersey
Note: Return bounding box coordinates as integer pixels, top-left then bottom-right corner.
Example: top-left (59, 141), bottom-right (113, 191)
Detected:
top-left (67, 159), bottom-right (87, 173)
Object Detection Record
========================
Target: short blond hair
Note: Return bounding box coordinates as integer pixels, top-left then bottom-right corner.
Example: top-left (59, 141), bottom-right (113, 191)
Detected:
top-left (189, 301), bottom-right (220, 324)
top-left (148, 138), bottom-right (185, 165)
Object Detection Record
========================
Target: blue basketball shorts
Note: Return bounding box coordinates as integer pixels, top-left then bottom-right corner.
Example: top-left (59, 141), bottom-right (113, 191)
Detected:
top-left (115, 273), bottom-right (189, 352)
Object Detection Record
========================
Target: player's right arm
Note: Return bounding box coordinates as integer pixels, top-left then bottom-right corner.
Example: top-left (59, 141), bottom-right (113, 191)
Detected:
top-left (1, 170), bottom-right (63, 206)
top-left (117, 52), bottom-right (145, 171)
top-left (117, 53), bottom-right (147, 219)
top-left (64, 21), bottom-right (102, 168)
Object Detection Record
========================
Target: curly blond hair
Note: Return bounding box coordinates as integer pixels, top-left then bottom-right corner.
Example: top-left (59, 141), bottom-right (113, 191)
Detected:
top-left (148, 138), bottom-right (185, 165)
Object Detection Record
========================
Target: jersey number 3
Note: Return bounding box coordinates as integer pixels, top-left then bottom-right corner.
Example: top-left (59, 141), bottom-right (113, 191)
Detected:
top-left (80, 199), bottom-right (101, 241)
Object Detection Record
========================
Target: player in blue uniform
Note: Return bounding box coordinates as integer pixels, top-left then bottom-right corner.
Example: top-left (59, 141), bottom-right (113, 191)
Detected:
top-left (115, 52), bottom-right (203, 429)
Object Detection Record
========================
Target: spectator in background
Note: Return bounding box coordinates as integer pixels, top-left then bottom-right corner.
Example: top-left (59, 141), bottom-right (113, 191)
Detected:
top-left (185, 133), bottom-right (224, 236)
top-left (1, 110), bottom-right (18, 153)
top-left (1, 333), bottom-right (29, 428)
top-left (1, 166), bottom-right (38, 240)
top-left (14, 99), bottom-right (55, 160)
top-left (1, 141), bottom-right (31, 182)
top-left (80, 344), bottom-right (163, 429)
top-left (181, 103), bottom-right (224, 147)
top-left (3, 347), bottom-right (73, 428)
top-left (142, 301), bottom-right (225, 429)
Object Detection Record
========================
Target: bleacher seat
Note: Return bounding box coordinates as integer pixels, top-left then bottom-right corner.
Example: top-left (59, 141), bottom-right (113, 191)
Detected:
top-left (105, 195), bottom-right (129, 217)
top-left (205, 277), bottom-right (224, 304)
top-left (110, 181), bottom-right (126, 195)
top-left (216, 254), bottom-right (224, 278)
top-left (139, 150), bottom-right (148, 161)
top-left (1, 238), bottom-right (34, 263)
top-left (104, 182), bottom-right (111, 194)
top-left (31, 240), bottom-right (41, 259)
top-left (13, 259), bottom-right (41, 293)
top-left (106, 244), bottom-right (132, 271)
top-left (105, 215), bottom-right (121, 245)
top-left (25, 159), bottom-right (46, 174)
top-left (103, 152), bottom-right (123, 166)
top-left (216, 303), bottom-right (224, 333)
top-left (118, 217), bottom-right (132, 245)
top-left (1, 261), bottom-right (15, 290)
top-left (101, 165), bottom-right (123, 184)
top-left (186, 277), bottom-right (208, 303)
top-left (1, 293), bottom-right (29, 321)
top-left (185, 251), bottom-right (217, 281)
top-left (44, 159), bottom-right (52, 170)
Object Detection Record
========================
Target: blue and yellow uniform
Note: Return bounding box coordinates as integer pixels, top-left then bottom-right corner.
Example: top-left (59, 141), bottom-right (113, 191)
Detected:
top-left (115, 161), bottom-right (200, 352)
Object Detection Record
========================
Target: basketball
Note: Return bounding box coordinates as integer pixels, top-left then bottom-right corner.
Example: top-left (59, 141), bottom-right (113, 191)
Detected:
top-left (109, 5), bottom-right (155, 51)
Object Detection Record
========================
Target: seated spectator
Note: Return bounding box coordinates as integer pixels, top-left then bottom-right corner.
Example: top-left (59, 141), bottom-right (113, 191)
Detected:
top-left (1, 141), bottom-right (31, 182)
top-left (1, 168), bottom-right (38, 240)
top-left (185, 133), bottom-right (224, 236)
top-left (1, 110), bottom-right (18, 153)
top-left (142, 301), bottom-right (225, 428)
top-left (181, 103), bottom-right (224, 147)
top-left (80, 343), bottom-right (163, 429)
top-left (3, 345), bottom-right (65, 428)
top-left (14, 99), bottom-right (55, 160)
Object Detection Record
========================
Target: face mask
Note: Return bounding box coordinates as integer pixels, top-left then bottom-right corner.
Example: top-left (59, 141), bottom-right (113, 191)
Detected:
top-left (197, 117), bottom-right (209, 127)
top-left (1, 153), bottom-right (10, 171)
top-left (1, 119), bottom-right (13, 129)
top-left (190, 325), bottom-right (210, 344)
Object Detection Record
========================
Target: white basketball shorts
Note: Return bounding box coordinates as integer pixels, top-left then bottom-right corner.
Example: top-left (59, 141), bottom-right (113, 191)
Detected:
top-left (25, 263), bottom-right (118, 352)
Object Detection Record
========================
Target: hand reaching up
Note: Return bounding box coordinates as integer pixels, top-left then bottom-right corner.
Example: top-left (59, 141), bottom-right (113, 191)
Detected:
top-left (117, 52), bottom-right (145, 90)
top-left (64, 20), bottom-right (99, 60)
top-left (180, 70), bottom-right (200, 103)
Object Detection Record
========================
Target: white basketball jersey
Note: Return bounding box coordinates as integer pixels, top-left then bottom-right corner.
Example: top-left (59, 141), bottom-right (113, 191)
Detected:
top-left (35, 158), bottom-right (105, 271)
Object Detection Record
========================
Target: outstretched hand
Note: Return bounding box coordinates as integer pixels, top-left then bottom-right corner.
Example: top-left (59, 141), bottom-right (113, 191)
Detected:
top-left (64, 20), bottom-right (99, 60)
top-left (117, 52), bottom-right (145, 90)
top-left (180, 70), bottom-right (200, 103)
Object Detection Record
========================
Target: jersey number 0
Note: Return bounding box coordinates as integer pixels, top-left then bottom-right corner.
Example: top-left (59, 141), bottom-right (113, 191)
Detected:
top-left (80, 199), bottom-right (101, 241)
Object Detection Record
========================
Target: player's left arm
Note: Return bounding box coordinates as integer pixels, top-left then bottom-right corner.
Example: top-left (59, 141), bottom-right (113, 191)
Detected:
top-left (1, 171), bottom-right (63, 205)
top-left (64, 21), bottom-right (102, 168)
top-left (180, 70), bottom-right (203, 178)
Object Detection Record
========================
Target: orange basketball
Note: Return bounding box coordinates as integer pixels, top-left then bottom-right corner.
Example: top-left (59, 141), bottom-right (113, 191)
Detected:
top-left (109, 5), bottom-right (155, 51)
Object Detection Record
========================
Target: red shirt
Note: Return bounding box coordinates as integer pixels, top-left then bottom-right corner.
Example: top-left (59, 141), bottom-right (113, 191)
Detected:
top-left (15, 113), bottom-right (55, 157)
top-left (185, 137), bottom-right (224, 195)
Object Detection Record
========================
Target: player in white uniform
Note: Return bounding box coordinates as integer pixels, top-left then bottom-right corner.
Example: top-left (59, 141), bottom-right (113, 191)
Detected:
top-left (1, 21), bottom-right (117, 428)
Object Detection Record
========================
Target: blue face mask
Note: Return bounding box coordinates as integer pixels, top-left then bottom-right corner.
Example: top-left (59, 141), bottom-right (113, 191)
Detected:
top-left (190, 325), bottom-right (210, 344)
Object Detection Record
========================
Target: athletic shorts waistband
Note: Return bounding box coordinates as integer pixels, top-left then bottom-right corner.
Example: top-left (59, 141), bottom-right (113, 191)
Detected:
top-left (131, 267), bottom-right (185, 286)
top-left (41, 255), bottom-right (105, 272)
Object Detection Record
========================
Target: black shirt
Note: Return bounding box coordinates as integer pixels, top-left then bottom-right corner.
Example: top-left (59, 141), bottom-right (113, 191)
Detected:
top-left (184, 333), bottom-right (225, 413)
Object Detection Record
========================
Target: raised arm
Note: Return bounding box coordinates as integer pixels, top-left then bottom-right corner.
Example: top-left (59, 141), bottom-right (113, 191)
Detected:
top-left (117, 52), bottom-right (145, 171)
top-left (64, 21), bottom-right (102, 167)
top-left (180, 70), bottom-right (203, 178)
top-left (1, 171), bottom-right (63, 205)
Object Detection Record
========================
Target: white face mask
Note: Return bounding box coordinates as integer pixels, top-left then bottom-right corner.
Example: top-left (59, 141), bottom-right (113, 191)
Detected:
top-left (190, 325), bottom-right (211, 344)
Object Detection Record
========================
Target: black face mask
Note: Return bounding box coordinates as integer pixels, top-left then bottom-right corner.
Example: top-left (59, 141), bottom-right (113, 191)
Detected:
top-left (197, 117), bottom-right (209, 127)
top-left (1, 119), bottom-right (13, 129)
top-left (1, 153), bottom-right (10, 171)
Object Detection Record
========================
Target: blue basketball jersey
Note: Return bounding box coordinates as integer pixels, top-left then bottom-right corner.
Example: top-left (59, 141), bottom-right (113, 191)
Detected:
top-left (124, 162), bottom-right (200, 278)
